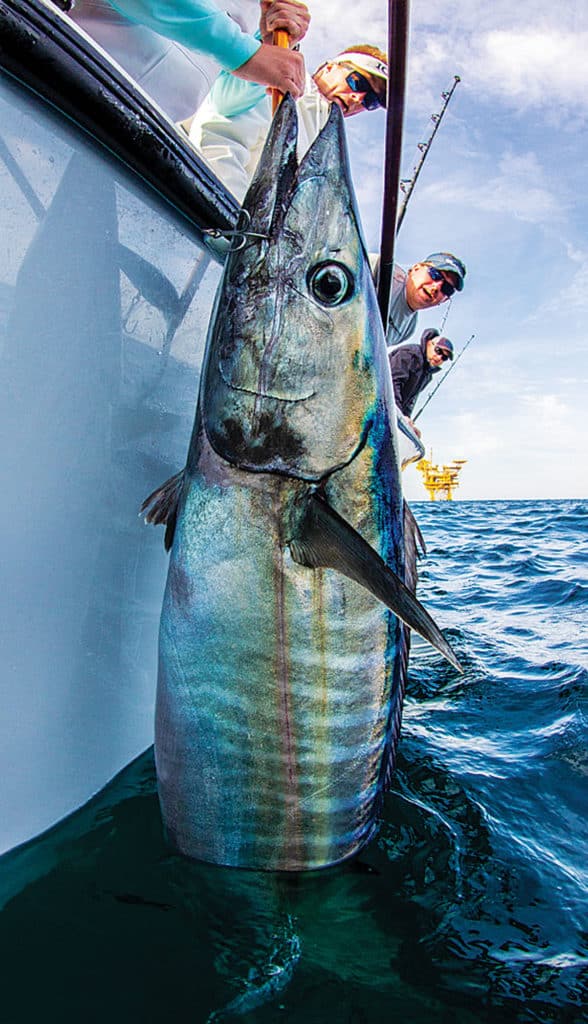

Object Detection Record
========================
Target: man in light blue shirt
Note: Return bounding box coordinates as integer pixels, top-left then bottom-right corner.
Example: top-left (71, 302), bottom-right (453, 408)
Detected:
top-left (108, 0), bottom-right (308, 92)
top-left (188, 44), bottom-right (388, 201)
top-left (69, 1), bottom-right (308, 119)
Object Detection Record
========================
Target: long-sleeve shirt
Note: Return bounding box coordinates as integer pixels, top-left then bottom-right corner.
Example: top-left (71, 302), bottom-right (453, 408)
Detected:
top-left (69, 0), bottom-right (259, 120)
top-left (388, 333), bottom-right (441, 417)
top-left (109, 0), bottom-right (260, 69)
top-left (189, 72), bottom-right (331, 203)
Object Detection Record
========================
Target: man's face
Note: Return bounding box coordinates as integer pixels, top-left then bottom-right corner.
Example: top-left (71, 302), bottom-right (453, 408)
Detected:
top-left (313, 62), bottom-right (381, 117)
top-left (426, 338), bottom-right (449, 368)
top-left (405, 263), bottom-right (457, 311)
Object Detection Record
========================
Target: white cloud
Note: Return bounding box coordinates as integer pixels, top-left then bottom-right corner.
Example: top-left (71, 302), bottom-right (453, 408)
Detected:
top-left (421, 150), bottom-right (560, 225)
top-left (565, 243), bottom-right (588, 264)
top-left (468, 30), bottom-right (588, 113)
top-left (519, 392), bottom-right (571, 428)
top-left (301, 1), bottom-right (388, 70)
top-left (405, 5), bottom-right (588, 119)
top-left (541, 263), bottom-right (588, 313)
top-left (528, 242), bottom-right (588, 318)
top-left (403, 388), bottom-right (586, 501)
top-left (301, 2), bottom-right (588, 124)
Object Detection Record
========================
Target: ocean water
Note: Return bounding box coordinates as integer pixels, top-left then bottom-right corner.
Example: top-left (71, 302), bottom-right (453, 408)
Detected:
top-left (0, 498), bottom-right (586, 1024)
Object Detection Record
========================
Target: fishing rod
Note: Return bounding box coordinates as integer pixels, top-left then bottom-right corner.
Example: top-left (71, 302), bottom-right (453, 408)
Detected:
top-left (396, 74), bottom-right (460, 234)
top-left (377, 0), bottom-right (410, 326)
top-left (413, 332), bottom-right (475, 422)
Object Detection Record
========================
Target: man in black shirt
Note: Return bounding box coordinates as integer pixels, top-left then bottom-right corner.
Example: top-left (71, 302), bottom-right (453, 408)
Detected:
top-left (389, 327), bottom-right (453, 438)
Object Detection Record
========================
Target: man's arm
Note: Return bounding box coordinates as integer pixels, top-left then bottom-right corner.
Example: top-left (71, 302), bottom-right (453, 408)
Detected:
top-left (186, 1), bottom-right (310, 198)
top-left (192, 0), bottom-right (310, 119)
top-left (189, 96), bottom-right (271, 202)
top-left (109, 0), bottom-right (307, 96)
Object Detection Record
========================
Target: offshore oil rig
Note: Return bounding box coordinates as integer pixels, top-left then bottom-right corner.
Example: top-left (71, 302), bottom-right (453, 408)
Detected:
top-left (416, 454), bottom-right (467, 501)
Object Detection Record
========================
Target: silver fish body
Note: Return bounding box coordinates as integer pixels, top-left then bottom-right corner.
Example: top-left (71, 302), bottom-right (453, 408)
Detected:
top-left (145, 97), bottom-right (459, 871)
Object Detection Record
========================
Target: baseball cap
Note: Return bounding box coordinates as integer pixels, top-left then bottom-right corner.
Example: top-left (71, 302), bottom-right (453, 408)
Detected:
top-left (435, 336), bottom-right (454, 359)
top-left (424, 252), bottom-right (466, 292)
top-left (333, 51), bottom-right (388, 82)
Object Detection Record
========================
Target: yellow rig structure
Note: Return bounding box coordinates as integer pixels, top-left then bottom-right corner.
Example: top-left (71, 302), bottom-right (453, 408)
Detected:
top-left (416, 454), bottom-right (467, 501)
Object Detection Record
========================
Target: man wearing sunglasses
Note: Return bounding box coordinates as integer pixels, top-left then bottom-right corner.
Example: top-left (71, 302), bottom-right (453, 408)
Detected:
top-left (384, 252), bottom-right (466, 349)
top-left (311, 51), bottom-right (387, 116)
top-left (388, 327), bottom-right (454, 439)
top-left (187, 38), bottom-right (387, 202)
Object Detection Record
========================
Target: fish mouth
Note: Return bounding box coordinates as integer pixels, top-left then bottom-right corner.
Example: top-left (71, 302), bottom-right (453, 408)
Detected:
top-left (218, 364), bottom-right (316, 404)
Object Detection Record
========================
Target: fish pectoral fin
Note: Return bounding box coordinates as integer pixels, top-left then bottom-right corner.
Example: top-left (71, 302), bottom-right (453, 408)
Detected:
top-left (140, 470), bottom-right (184, 552)
top-left (290, 493), bottom-right (462, 673)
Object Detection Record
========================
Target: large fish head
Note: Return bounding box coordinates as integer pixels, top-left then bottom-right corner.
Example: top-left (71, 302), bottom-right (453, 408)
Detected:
top-left (201, 95), bottom-right (391, 480)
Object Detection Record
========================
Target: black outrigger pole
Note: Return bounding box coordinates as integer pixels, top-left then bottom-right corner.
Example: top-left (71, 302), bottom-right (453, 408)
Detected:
top-left (377, 0), bottom-right (410, 327)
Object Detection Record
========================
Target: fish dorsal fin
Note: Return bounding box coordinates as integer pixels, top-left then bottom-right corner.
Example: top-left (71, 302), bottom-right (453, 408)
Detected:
top-left (290, 492), bottom-right (461, 673)
top-left (140, 470), bottom-right (185, 552)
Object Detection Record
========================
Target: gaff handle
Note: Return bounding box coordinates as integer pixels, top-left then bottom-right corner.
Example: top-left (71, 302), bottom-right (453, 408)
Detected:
top-left (271, 29), bottom-right (290, 113)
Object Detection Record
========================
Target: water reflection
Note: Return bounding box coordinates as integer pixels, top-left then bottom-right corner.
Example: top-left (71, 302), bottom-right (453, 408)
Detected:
top-left (1, 743), bottom-right (584, 1024)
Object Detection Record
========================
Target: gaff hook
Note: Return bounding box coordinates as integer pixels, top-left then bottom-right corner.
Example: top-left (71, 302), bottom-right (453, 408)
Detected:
top-left (203, 210), bottom-right (269, 252)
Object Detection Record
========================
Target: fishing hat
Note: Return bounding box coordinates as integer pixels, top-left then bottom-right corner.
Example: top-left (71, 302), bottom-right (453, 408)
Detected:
top-left (424, 252), bottom-right (466, 292)
top-left (331, 49), bottom-right (388, 106)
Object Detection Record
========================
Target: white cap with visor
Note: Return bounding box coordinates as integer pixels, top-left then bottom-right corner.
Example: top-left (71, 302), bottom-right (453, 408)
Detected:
top-left (331, 51), bottom-right (388, 82)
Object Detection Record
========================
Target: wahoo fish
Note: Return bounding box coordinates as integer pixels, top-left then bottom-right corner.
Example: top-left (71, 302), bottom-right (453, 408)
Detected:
top-left (143, 96), bottom-right (460, 872)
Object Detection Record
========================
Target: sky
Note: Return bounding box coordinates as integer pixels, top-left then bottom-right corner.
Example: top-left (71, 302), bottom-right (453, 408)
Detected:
top-left (294, 0), bottom-right (588, 501)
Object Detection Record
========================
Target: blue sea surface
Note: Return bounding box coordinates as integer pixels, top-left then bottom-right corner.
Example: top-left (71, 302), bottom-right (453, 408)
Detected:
top-left (0, 498), bottom-right (586, 1023)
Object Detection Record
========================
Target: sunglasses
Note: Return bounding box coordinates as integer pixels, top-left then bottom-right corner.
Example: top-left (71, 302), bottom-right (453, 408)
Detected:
top-left (426, 266), bottom-right (456, 298)
top-left (434, 345), bottom-right (451, 361)
top-left (344, 70), bottom-right (383, 111)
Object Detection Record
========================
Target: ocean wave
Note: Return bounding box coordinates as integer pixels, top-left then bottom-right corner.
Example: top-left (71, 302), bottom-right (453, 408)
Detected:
top-left (1, 499), bottom-right (586, 1024)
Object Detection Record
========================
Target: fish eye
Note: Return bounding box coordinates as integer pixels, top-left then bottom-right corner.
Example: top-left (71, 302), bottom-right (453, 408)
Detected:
top-left (307, 262), bottom-right (354, 307)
